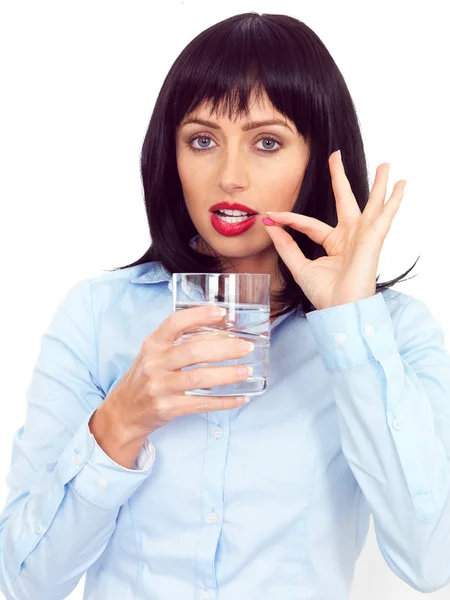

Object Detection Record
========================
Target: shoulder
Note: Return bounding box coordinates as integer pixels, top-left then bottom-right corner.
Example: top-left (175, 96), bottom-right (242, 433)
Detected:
top-left (58, 261), bottom-right (165, 319)
top-left (85, 261), bottom-right (168, 295)
top-left (380, 287), bottom-right (446, 347)
top-left (88, 262), bottom-right (158, 287)
top-left (380, 287), bottom-right (433, 316)
top-left (379, 287), bottom-right (412, 307)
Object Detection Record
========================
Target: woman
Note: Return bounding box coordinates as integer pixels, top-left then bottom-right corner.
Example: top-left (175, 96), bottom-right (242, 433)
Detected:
top-left (1, 11), bottom-right (450, 600)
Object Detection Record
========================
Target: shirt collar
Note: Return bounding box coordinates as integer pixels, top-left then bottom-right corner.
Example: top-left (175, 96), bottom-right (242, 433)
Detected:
top-left (130, 234), bottom-right (296, 319)
top-left (129, 234), bottom-right (201, 286)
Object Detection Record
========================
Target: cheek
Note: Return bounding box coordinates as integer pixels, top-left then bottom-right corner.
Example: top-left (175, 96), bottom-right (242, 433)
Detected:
top-left (177, 154), bottom-right (190, 182)
top-left (176, 163), bottom-right (205, 219)
top-left (262, 174), bottom-right (305, 212)
top-left (178, 157), bottom-right (209, 191)
top-left (265, 170), bottom-right (301, 195)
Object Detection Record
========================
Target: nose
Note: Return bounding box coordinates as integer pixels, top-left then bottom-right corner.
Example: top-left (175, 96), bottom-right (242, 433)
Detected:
top-left (217, 146), bottom-right (250, 191)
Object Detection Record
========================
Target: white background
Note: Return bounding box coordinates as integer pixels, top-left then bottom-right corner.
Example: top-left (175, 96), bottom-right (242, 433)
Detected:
top-left (0, 1), bottom-right (449, 598)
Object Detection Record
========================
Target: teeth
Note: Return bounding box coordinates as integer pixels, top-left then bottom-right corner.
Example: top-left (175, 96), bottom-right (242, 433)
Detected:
top-left (216, 214), bottom-right (252, 223)
top-left (217, 209), bottom-right (252, 216)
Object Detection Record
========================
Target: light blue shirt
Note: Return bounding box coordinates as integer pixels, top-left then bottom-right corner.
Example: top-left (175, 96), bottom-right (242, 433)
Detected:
top-left (1, 236), bottom-right (450, 599)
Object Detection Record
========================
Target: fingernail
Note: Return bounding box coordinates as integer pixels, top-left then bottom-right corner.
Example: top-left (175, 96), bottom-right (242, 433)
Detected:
top-left (337, 149), bottom-right (341, 158)
top-left (262, 217), bottom-right (275, 226)
top-left (236, 395), bottom-right (250, 404)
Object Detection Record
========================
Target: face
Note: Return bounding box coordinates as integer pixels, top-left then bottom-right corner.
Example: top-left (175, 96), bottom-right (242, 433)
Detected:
top-left (175, 89), bottom-right (310, 276)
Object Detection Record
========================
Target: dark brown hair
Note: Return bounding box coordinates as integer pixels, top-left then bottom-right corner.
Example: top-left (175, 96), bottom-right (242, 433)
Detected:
top-left (110, 12), bottom-right (419, 318)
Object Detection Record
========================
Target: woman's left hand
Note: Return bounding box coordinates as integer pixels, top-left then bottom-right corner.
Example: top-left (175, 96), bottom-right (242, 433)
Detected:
top-left (263, 150), bottom-right (407, 311)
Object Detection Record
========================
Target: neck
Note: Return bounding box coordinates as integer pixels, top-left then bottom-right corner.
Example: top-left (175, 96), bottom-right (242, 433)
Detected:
top-left (193, 236), bottom-right (285, 314)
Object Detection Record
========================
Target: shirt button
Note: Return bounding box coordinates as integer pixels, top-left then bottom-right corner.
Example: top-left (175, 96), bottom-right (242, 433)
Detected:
top-left (35, 523), bottom-right (43, 534)
top-left (334, 332), bottom-right (347, 344)
top-left (212, 427), bottom-right (223, 439)
top-left (392, 419), bottom-right (402, 430)
top-left (96, 477), bottom-right (108, 489)
top-left (207, 511), bottom-right (218, 524)
top-left (199, 592), bottom-right (210, 600)
top-left (365, 324), bottom-right (375, 336)
top-left (74, 453), bottom-right (83, 465)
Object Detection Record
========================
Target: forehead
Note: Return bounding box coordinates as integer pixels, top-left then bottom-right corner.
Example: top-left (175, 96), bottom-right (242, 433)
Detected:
top-left (185, 89), bottom-right (288, 124)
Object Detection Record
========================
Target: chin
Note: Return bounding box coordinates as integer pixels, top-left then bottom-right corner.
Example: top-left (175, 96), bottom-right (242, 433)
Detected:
top-left (210, 238), bottom-right (272, 257)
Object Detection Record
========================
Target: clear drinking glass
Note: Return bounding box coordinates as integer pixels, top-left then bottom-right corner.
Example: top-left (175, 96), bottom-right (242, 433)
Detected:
top-left (172, 273), bottom-right (270, 397)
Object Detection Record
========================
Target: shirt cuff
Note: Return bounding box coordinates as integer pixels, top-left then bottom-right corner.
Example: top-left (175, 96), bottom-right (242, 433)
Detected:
top-left (305, 292), bottom-right (398, 371)
top-left (132, 438), bottom-right (155, 470)
top-left (56, 409), bottom-right (155, 509)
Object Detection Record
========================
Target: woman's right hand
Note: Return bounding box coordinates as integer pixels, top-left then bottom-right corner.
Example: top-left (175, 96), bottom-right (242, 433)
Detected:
top-left (103, 305), bottom-right (254, 441)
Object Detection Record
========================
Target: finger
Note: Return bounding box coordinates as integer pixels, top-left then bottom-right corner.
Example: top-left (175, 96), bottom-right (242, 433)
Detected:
top-left (363, 162), bottom-right (391, 222)
top-left (168, 335), bottom-right (252, 371)
top-left (374, 180), bottom-right (407, 236)
top-left (153, 305), bottom-right (226, 346)
top-left (173, 328), bottom-right (231, 344)
top-left (263, 223), bottom-right (312, 280)
top-left (329, 150), bottom-right (361, 221)
top-left (263, 212), bottom-right (333, 246)
top-left (174, 393), bottom-right (249, 416)
top-left (163, 363), bottom-right (253, 396)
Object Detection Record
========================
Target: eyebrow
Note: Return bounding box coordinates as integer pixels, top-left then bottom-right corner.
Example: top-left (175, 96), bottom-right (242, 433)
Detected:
top-left (181, 117), bottom-right (294, 133)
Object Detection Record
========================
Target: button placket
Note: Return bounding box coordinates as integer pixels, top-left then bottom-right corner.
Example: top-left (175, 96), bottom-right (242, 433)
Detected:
top-left (365, 324), bottom-right (375, 336)
top-left (212, 426), bottom-right (223, 439)
top-left (207, 511), bottom-right (218, 524)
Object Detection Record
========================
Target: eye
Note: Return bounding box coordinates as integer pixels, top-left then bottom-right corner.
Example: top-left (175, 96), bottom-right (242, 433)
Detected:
top-left (186, 134), bottom-right (283, 154)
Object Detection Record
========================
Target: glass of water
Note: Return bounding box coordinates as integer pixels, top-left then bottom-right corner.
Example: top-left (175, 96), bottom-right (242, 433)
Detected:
top-left (172, 273), bottom-right (270, 397)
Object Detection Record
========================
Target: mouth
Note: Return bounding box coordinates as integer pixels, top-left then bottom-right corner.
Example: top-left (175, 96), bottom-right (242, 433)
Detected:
top-left (211, 210), bottom-right (257, 223)
top-left (209, 202), bottom-right (259, 216)
top-left (209, 202), bottom-right (258, 215)
top-left (209, 202), bottom-right (259, 236)
top-left (210, 211), bottom-right (258, 236)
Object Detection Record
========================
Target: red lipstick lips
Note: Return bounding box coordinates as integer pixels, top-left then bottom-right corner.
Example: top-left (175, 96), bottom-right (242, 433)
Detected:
top-left (209, 201), bottom-right (258, 214)
top-left (209, 202), bottom-right (259, 237)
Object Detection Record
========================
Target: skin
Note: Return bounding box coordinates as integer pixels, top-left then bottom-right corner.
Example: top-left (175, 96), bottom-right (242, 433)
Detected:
top-left (175, 90), bottom-right (310, 322)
